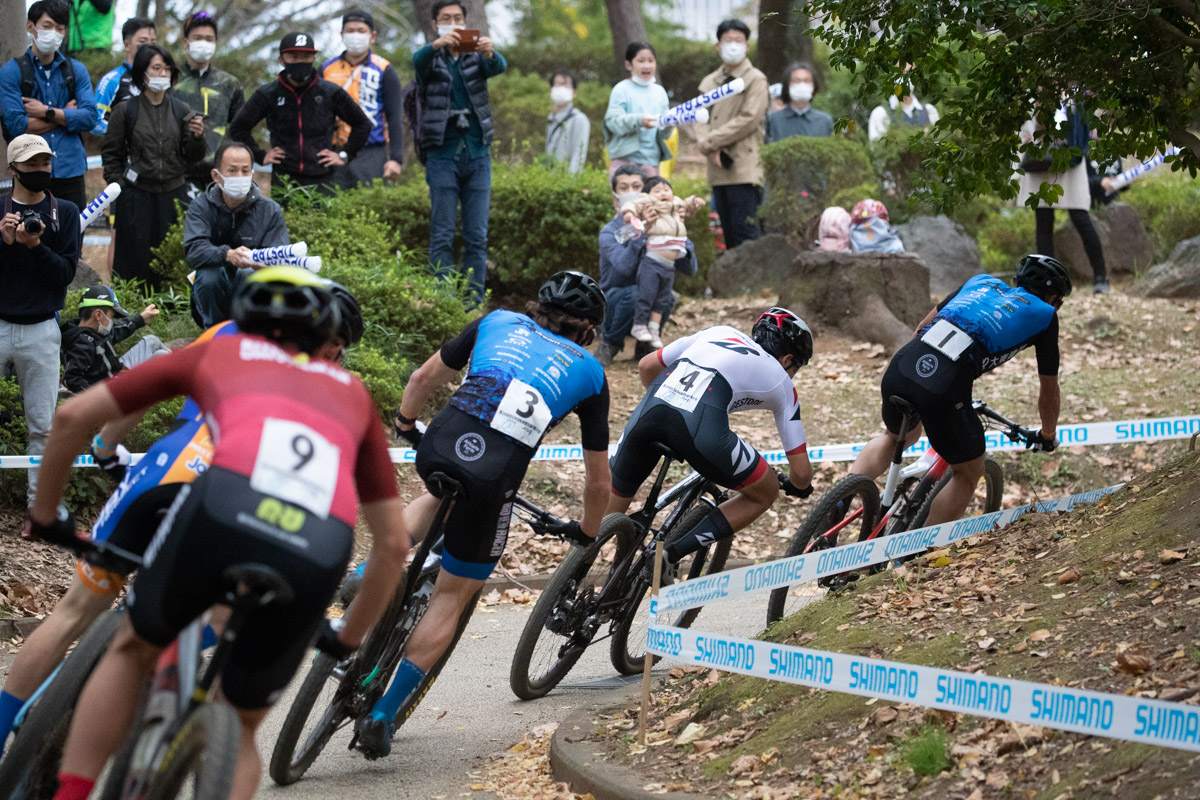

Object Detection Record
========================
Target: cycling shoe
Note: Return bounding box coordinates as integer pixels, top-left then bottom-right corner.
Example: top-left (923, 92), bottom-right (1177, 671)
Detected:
top-left (357, 714), bottom-right (394, 760)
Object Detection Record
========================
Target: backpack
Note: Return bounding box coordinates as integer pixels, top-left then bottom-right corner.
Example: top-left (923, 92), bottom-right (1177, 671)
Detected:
top-left (401, 79), bottom-right (425, 165)
top-left (1, 53), bottom-right (77, 142)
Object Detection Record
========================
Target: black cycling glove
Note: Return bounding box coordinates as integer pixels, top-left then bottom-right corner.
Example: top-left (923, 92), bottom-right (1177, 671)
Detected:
top-left (1029, 429), bottom-right (1058, 453)
top-left (394, 419), bottom-right (426, 447)
top-left (24, 506), bottom-right (82, 551)
top-left (777, 472), bottom-right (814, 499)
top-left (549, 519), bottom-right (596, 548)
top-left (92, 442), bottom-right (131, 483)
top-left (314, 618), bottom-right (356, 660)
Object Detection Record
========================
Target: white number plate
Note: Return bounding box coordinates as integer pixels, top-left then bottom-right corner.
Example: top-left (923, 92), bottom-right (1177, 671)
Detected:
top-left (250, 418), bottom-right (340, 519)
top-left (654, 365), bottom-right (715, 413)
top-left (491, 379), bottom-right (552, 448)
top-left (921, 320), bottom-right (974, 361)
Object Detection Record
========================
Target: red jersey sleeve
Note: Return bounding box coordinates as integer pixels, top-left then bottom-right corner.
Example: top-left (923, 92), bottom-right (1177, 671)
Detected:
top-left (354, 386), bottom-right (400, 504)
top-left (105, 342), bottom-right (209, 415)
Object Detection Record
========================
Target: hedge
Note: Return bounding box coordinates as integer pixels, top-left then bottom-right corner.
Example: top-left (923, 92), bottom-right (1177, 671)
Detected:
top-left (760, 136), bottom-right (884, 234)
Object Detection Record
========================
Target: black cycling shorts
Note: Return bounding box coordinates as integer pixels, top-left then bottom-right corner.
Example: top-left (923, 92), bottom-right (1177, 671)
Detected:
top-left (609, 382), bottom-right (768, 498)
top-left (126, 467), bottom-right (354, 709)
top-left (415, 407), bottom-right (532, 580)
top-left (880, 339), bottom-right (984, 464)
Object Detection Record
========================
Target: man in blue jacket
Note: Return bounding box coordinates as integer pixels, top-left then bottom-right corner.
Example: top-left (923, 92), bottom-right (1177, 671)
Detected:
top-left (0, 0), bottom-right (97, 210)
top-left (596, 165), bottom-right (696, 366)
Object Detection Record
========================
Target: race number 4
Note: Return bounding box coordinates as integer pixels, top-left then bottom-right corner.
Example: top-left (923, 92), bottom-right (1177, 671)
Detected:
top-left (921, 320), bottom-right (974, 361)
top-left (250, 418), bottom-right (340, 519)
top-left (491, 379), bottom-right (553, 448)
top-left (655, 364), bottom-right (715, 413)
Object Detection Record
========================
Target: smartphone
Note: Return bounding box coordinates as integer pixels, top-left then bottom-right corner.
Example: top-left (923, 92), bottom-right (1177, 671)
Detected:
top-left (452, 29), bottom-right (481, 52)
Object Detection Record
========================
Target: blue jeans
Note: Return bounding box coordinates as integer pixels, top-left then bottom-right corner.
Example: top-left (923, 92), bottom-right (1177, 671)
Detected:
top-left (191, 265), bottom-right (254, 328)
top-left (603, 284), bottom-right (674, 349)
top-left (427, 150), bottom-right (492, 306)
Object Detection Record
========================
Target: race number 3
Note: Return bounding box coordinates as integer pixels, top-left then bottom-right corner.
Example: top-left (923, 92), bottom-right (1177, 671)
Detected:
top-left (491, 379), bottom-right (552, 448)
top-left (250, 418), bottom-right (340, 519)
top-left (921, 319), bottom-right (974, 361)
top-left (654, 363), bottom-right (715, 413)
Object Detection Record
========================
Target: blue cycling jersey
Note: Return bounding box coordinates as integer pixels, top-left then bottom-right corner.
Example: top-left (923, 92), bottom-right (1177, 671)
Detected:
top-left (925, 274), bottom-right (1059, 378)
top-left (441, 310), bottom-right (608, 450)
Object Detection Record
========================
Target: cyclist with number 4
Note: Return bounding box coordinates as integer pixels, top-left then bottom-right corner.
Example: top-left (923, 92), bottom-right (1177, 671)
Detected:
top-left (356, 270), bottom-right (612, 758)
top-left (848, 254), bottom-right (1070, 527)
top-left (607, 308), bottom-right (816, 582)
top-left (24, 267), bottom-right (409, 800)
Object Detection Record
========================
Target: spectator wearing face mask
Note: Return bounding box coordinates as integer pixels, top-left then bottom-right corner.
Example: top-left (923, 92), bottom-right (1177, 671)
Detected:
top-left (102, 43), bottom-right (206, 285)
top-left (61, 285), bottom-right (167, 395)
top-left (320, 9), bottom-right (405, 188)
top-left (546, 70), bottom-right (590, 173)
top-left (92, 16), bottom-right (156, 135)
top-left (172, 11), bottom-right (245, 195)
top-left (604, 41), bottom-right (670, 182)
top-left (765, 62), bottom-right (833, 144)
top-left (229, 32), bottom-right (372, 201)
top-left (184, 141), bottom-right (290, 328)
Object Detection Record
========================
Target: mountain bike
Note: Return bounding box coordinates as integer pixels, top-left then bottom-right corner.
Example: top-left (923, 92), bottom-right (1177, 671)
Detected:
top-left (268, 474), bottom-right (561, 785)
top-left (765, 399), bottom-right (1042, 626)
top-left (509, 444), bottom-right (739, 700)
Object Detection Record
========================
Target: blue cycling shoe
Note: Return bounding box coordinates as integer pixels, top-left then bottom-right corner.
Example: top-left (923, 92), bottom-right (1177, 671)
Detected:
top-left (357, 713), bottom-right (394, 760)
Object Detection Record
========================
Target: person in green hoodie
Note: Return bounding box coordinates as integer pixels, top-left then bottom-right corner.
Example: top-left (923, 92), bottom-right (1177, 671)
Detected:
top-left (67, 0), bottom-right (114, 56)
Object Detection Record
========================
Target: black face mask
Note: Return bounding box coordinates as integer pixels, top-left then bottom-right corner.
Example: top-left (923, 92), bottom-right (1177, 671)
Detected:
top-left (12, 166), bottom-right (52, 194)
top-left (281, 62), bottom-right (315, 84)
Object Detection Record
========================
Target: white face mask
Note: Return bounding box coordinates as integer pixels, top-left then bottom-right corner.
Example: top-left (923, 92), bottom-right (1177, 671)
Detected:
top-left (219, 173), bottom-right (253, 199)
top-left (146, 76), bottom-right (172, 93)
top-left (436, 24), bottom-right (461, 37)
top-left (789, 82), bottom-right (813, 102)
top-left (343, 32), bottom-right (371, 55)
top-left (33, 29), bottom-right (64, 53)
top-left (550, 85), bottom-right (573, 105)
top-left (98, 314), bottom-right (113, 336)
top-left (719, 41), bottom-right (747, 65)
top-left (615, 190), bottom-right (640, 207)
top-left (630, 74), bottom-right (654, 87)
top-left (187, 40), bottom-right (216, 63)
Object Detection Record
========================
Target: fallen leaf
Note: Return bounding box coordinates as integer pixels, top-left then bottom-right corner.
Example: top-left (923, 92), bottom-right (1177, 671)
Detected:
top-left (1057, 567), bottom-right (1082, 585)
top-left (1029, 629), bottom-right (1052, 642)
top-left (1117, 651), bottom-right (1155, 674)
top-left (1161, 549), bottom-right (1186, 564)
top-left (729, 754), bottom-right (760, 776)
top-left (674, 722), bottom-right (706, 746)
top-left (872, 706), bottom-right (898, 726)
top-left (861, 767), bottom-right (882, 785)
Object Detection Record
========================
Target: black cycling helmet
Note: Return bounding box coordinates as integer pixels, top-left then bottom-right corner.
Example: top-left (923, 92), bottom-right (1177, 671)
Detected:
top-left (1015, 254), bottom-right (1073, 300)
top-left (232, 266), bottom-right (339, 354)
top-left (537, 270), bottom-right (605, 325)
top-left (752, 307), bottom-right (814, 366)
top-left (326, 280), bottom-right (364, 346)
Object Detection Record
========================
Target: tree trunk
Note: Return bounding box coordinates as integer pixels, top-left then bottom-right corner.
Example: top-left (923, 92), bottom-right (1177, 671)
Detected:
top-left (136, 0), bottom-right (150, 19)
top-left (154, 0), bottom-right (168, 34)
top-left (757, 0), bottom-right (812, 85)
top-left (413, 0), bottom-right (490, 44)
top-left (604, 0), bottom-right (647, 72)
top-left (0, 2), bottom-right (26, 66)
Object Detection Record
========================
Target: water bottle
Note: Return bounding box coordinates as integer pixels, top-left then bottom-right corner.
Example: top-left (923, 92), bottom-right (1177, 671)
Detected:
top-left (614, 224), bottom-right (639, 244)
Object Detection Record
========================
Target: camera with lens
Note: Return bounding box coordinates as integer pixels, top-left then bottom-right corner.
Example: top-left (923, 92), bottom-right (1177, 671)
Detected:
top-left (17, 209), bottom-right (44, 237)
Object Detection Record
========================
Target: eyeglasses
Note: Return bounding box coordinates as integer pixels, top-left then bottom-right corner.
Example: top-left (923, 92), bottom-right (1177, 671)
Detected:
top-left (436, 13), bottom-right (466, 23)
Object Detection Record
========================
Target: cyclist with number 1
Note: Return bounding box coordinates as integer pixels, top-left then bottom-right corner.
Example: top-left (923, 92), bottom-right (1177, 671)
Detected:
top-left (848, 254), bottom-right (1070, 527)
top-left (607, 308), bottom-right (816, 580)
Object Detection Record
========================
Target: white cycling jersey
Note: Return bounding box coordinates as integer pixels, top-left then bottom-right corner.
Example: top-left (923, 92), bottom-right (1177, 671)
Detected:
top-left (656, 325), bottom-right (807, 454)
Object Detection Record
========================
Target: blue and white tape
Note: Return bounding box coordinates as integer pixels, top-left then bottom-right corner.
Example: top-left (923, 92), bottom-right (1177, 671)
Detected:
top-left (655, 484), bottom-right (1123, 613)
top-left (647, 623), bottom-right (1200, 753)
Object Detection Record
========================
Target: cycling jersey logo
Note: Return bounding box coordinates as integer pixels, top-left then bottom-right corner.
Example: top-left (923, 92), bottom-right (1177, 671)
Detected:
top-left (916, 354), bottom-right (939, 378)
top-left (455, 433), bottom-right (486, 461)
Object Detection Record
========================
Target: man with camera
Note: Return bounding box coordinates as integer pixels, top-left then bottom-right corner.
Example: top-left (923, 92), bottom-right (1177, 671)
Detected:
top-left (0, 134), bottom-right (80, 508)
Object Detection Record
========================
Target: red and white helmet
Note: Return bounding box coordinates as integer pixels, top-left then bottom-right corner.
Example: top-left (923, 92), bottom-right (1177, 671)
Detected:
top-left (851, 199), bottom-right (889, 224)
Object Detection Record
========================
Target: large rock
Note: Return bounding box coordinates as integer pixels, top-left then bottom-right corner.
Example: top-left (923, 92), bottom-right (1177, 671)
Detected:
top-left (778, 251), bottom-right (930, 353)
top-left (1132, 236), bottom-right (1200, 298)
top-left (1053, 201), bottom-right (1153, 282)
top-left (707, 234), bottom-right (801, 298)
top-left (68, 258), bottom-right (102, 291)
top-left (894, 215), bottom-right (981, 295)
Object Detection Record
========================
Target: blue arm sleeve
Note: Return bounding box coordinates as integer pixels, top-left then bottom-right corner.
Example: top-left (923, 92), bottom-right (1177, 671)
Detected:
top-left (0, 62), bottom-right (28, 137)
top-left (63, 61), bottom-right (98, 132)
top-left (92, 69), bottom-right (118, 134)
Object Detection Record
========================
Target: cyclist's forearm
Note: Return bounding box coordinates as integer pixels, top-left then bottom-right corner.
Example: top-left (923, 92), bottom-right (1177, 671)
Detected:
top-left (786, 453), bottom-right (813, 489)
top-left (397, 353), bottom-right (459, 420)
top-left (97, 412), bottom-right (145, 449)
top-left (31, 385), bottom-right (123, 525)
top-left (1037, 375), bottom-right (1060, 436)
top-left (638, 351), bottom-right (665, 388)
top-left (913, 305), bottom-right (938, 337)
top-left (579, 450), bottom-right (611, 536)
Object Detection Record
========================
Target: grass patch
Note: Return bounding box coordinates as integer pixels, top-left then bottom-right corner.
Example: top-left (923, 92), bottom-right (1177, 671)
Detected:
top-left (899, 724), bottom-right (951, 777)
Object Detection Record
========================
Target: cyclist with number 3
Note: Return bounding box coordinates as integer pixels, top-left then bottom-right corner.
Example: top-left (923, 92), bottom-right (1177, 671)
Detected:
top-left (849, 254), bottom-right (1070, 527)
top-left (607, 308), bottom-right (816, 580)
top-left (25, 267), bottom-right (409, 800)
top-left (356, 271), bottom-right (612, 758)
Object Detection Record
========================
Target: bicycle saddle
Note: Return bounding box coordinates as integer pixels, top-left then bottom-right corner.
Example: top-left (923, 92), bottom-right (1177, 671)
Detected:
top-left (426, 471), bottom-right (465, 499)
top-left (888, 395), bottom-right (918, 419)
top-left (221, 563), bottom-right (295, 606)
top-left (653, 442), bottom-right (683, 463)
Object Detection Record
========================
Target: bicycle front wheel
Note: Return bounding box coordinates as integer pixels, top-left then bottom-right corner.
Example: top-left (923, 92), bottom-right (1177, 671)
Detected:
top-left (268, 652), bottom-right (349, 786)
top-left (610, 503), bottom-right (732, 675)
top-left (143, 703), bottom-right (240, 800)
top-left (765, 473), bottom-right (881, 627)
top-left (910, 455), bottom-right (1004, 530)
top-left (509, 514), bottom-right (627, 700)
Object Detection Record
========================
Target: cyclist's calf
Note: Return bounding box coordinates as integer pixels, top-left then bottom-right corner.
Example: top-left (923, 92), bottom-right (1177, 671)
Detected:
top-left (925, 455), bottom-right (986, 528)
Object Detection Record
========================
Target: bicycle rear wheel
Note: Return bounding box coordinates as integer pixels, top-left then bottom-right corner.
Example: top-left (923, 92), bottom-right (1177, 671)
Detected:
top-left (267, 652), bottom-right (348, 786)
top-left (765, 474), bottom-right (881, 627)
top-left (610, 503), bottom-right (732, 675)
top-left (143, 703), bottom-right (240, 800)
top-left (910, 455), bottom-right (1004, 530)
top-left (509, 514), bottom-right (628, 700)
top-left (0, 608), bottom-right (124, 800)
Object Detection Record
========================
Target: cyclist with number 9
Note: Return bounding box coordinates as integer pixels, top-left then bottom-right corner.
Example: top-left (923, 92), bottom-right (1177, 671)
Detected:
top-left (848, 254), bottom-right (1070, 527)
top-left (607, 308), bottom-right (816, 580)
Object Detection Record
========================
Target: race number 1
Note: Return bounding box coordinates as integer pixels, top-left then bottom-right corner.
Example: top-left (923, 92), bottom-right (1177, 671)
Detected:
top-left (921, 319), bottom-right (974, 361)
top-left (654, 364), bottom-right (715, 413)
top-left (491, 379), bottom-right (552, 448)
top-left (250, 418), bottom-right (340, 519)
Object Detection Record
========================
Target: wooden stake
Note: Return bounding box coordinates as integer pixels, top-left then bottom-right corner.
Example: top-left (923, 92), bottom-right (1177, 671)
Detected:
top-left (637, 540), bottom-right (664, 747)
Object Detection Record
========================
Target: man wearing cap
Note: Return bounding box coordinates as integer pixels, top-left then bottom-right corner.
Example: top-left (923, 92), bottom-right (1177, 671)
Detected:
top-left (0, 133), bottom-right (80, 507)
top-left (61, 286), bottom-right (166, 394)
top-left (320, 9), bottom-right (405, 189)
top-left (229, 32), bottom-right (372, 201)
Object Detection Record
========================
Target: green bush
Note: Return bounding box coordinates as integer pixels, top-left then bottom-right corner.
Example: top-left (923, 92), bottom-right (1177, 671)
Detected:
top-left (760, 136), bottom-right (883, 234)
top-left (976, 206), bottom-right (1035, 274)
top-left (1121, 172), bottom-right (1200, 263)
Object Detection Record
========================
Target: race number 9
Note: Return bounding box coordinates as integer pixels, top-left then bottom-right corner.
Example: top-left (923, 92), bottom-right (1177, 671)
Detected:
top-left (251, 418), bottom-right (341, 519)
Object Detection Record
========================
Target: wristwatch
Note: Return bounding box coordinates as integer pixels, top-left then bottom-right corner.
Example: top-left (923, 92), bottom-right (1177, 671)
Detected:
top-left (338, 150), bottom-right (348, 161)
top-left (43, 108), bottom-right (54, 121)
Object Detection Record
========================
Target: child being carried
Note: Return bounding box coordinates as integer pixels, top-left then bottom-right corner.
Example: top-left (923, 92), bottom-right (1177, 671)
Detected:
top-left (620, 176), bottom-right (705, 348)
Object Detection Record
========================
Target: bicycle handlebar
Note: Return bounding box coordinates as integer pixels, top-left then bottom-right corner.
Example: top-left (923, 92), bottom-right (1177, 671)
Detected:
top-left (972, 400), bottom-right (1053, 451)
top-left (24, 515), bottom-right (143, 575)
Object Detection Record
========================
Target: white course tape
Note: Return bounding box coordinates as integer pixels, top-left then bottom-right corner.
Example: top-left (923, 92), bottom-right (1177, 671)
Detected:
top-left (646, 623), bottom-right (1200, 753)
top-left (655, 484), bottom-right (1122, 613)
